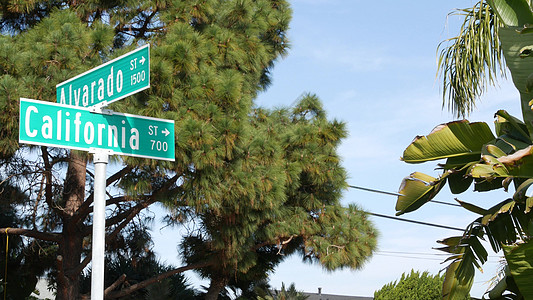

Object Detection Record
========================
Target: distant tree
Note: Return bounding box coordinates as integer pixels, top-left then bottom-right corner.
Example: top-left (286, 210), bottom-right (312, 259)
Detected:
top-left (258, 282), bottom-right (308, 300)
top-left (374, 270), bottom-right (468, 300)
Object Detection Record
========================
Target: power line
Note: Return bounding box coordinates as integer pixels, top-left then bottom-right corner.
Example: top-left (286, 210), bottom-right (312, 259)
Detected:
top-left (378, 250), bottom-right (501, 260)
top-left (367, 212), bottom-right (464, 232)
top-left (431, 200), bottom-right (462, 207)
top-left (348, 185), bottom-right (403, 197)
top-left (375, 251), bottom-right (502, 263)
top-left (378, 250), bottom-right (448, 256)
top-left (348, 184), bottom-right (462, 207)
top-left (375, 253), bottom-right (445, 262)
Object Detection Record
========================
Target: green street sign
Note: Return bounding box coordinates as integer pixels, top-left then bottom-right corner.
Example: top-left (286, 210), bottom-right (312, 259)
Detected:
top-left (20, 98), bottom-right (175, 161)
top-left (56, 44), bottom-right (150, 107)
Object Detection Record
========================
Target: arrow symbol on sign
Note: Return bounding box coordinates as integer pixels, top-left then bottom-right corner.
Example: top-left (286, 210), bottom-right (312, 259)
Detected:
top-left (139, 56), bottom-right (146, 65)
top-left (162, 128), bottom-right (170, 136)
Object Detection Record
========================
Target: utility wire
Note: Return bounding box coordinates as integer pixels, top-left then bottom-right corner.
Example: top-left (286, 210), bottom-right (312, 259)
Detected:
top-left (367, 212), bottom-right (464, 232)
top-left (348, 184), bottom-right (462, 207)
top-left (431, 200), bottom-right (462, 207)
top-left (378, 250), bottom-right (449, 256)
top-left (348, 184), bottom-right (464, 231)
top-left (348, 185), bottom-right (403, 197)
top-left (375, 253), bottom-right (445, 262)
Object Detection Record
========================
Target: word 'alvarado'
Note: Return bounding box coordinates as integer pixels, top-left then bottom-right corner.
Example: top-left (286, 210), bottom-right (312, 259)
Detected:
top-left (24, 104), bottom-right (140, 150)
top-left (58, 66), bottom-right (124, 106)
top-left (56, 44), bottom-right (149, 108)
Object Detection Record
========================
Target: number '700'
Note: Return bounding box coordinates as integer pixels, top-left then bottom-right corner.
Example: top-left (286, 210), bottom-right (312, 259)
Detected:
top-left (151, 140), bottom-right (168, 151)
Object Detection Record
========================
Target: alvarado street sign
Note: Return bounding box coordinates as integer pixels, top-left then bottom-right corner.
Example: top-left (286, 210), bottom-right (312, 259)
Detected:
top-left (56, 44), bottom-right (150, 107)
top-left (20, 98), bottom-right (175, 161)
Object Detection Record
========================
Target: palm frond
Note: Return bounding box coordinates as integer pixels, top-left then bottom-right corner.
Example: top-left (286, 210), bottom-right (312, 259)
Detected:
top-left (438, 0), bottom-right (505, 118)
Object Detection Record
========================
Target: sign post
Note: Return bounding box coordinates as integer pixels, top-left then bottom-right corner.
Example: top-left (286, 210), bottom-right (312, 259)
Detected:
top-left (18, 45), bottom-right (163, 300)
top-left (91, 149), bottom-right (109, 300)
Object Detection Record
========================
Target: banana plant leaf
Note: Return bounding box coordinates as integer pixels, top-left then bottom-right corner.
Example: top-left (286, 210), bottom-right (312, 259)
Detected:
top-left (489, 135), bottom-right (530, 157)
top-left (470, 155), bottom-right (510, 177)
top-left (480, 199), bottom-right (516, 225)
top-left (498, 146), bottom-right (533, 177)
top-left (473, 177), bottom-right (504, 192)
top-left (442, 260), bottom-right (474, 300)
top-left (396, 172), bottom-right (446, 216)
top-left (445, 156), bottom-right (478, 194)
top-left (498, 27), bottom-right (533, 138)
top-left (502, 241), bottom-right (533, 299)
top-left (513, 178), bottom-right (533, 201)
top-left (471, 146), bottom-right (533, 178)
top-left (487, 0), bottom-right (533, 26)
top-left (494, 110), bottom-right (531, 143)
top-left (527, 197), bottom-right (533, 213)
top-left (402, 120), bottom-right (495, 164)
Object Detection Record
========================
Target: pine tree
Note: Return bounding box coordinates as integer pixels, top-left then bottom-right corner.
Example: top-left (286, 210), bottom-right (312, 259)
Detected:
top-left (0, 1), bottom-right (377, 299)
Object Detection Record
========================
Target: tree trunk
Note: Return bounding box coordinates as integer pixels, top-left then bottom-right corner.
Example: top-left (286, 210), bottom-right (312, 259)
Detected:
top-left (204, 275), bottom-right (228, 300)
top-left (56, 151), bottom-right (88, 300)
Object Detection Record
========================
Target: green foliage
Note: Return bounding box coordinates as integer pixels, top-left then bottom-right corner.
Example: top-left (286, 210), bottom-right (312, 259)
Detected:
top-left (437, 0), bottom-right (504, 118)
top-left (374, 270), bottom-right (461, 300)
top-left (0, 1), bottom-right (376, 299)
top-left (0, 181), bottom-right (55, 299)
top-left (258, 283), bottom-right (308, 300)
top-left (178, 94), bottom-right (377, 291)
top-left (397, 113), bottom-right (533, 298)
top-left (402, 3), bottom-right (533, 299)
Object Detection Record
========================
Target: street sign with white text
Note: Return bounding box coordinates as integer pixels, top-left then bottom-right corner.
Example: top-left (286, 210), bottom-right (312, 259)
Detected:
top-left (20, 98), bottom-right (175, 161)
top-left (56, 44), bottom-right (150, 108)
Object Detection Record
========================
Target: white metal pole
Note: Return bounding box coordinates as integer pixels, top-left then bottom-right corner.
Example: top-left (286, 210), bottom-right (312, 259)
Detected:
top-left (91, 149), bottom-right (109, 300)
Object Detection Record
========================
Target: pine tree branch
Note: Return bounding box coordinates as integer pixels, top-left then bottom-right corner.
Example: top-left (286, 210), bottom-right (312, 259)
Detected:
top-left (106, 173), bottom-right (182, 238)
top-left (41, 146), bottom-right (69, 219)
top-left (78, 196), bottom-right (133, 236)
top-left (105, 201), bottom-right (148, 230)
top-left (104, 274), bottom-right (127, 294)
top-left (74, 174), bottom-right (181, 274)
top-left (56, 255), bottom-right (68, 288)
top-left (105, 199), bottom-right (154, 241)
top-left (72, 166), bottom-right (133, 224)
top-left (136, 9), bottom-right (158, 39)
top-left (105, 262), bottom-right (212, 299)
top-left (0, 227), bottom-right (61, 242)
top-left (69, 255), bottom-right (92, 277)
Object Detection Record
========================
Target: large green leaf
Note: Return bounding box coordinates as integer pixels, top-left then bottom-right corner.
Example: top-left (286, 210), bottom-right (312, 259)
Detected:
top-left (473, 177), bottom-right (504, 192)
top-left (395, 172), bottom-right (446, 216)
top-left (487, 0), bottom-right (533, 26)
top-left (481, 199), bottom-right (516, 225)
top-left (502, 242), bottom-right (533, 298)
top-left (455, 199), bottom-right (488, 215)
top-left (445, 156), bottom-right (478, 194)
top-left (402, 120), bottom-right (495, 163)
top-left (490, 135), bottom-right (531, 156)
top-left (442, 260), bottom-right (474, 300)
top-left (494, 110), bottom-right (531, 143)
top-left (498, 145), bottom-right (533, 177)
top-left (471, 146), bottom-right (533, 178)
top-left (513, 178), bottom-right (533, 201)
top-left (499, 27), bottom-right (533, 138)
top-left (470, 155), bottom-right (510, 178)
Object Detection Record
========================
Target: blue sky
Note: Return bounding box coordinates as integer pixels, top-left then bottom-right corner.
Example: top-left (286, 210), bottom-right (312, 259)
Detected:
top-left (152, 0), bottom-right (525, 297)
